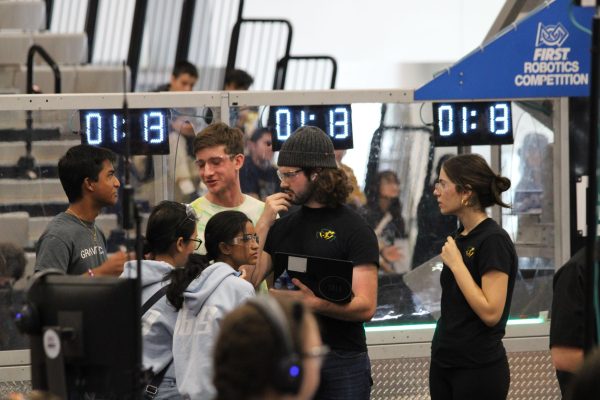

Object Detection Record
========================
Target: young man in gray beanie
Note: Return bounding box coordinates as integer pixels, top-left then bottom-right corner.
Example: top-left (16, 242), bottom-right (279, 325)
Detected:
top-left (253, 125), bottom-right (380, 400)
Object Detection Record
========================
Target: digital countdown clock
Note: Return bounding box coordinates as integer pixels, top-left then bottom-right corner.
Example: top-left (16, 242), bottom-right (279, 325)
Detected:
top-left (79, 109), bottom-right (171, 155)
top-left (432, 101), bottom-right (514, 147)
top-left (268, 105), bottom-right (353, 151)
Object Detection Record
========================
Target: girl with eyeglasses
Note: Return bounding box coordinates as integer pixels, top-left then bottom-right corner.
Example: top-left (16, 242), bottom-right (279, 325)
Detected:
top-left (120, 200), bottom-right (200, 400)
top-left (166, 210), bottom-right (257, 399)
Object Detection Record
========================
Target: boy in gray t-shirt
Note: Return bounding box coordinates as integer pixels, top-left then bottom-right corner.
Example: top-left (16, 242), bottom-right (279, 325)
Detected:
top-left (35, 145), bottom-right (128, 277)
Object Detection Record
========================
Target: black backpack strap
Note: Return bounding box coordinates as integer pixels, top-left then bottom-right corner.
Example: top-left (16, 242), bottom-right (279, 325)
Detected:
top-left (144, 359), bottom-right (173, 399)
top-left (142, 285), bottom-right (168, 315)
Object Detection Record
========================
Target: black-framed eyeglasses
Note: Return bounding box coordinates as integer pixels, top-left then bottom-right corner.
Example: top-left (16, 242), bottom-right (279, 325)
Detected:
top-left (277, 168), bottom-right (303, 182)
top-left (301, 345), bottom-right (330, 361)
top-left (188, 237), bottom-right (203, 250)
top-left (231, 233), bottom-right (259, 245)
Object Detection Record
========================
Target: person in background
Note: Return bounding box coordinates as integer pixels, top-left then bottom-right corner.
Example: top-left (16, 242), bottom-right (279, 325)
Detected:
top-left (224, 69), bottom-right (254, 91)
top-left (412, 153), bottom-right (457, 269)
top-left (361, 170), bottom-right (407, 273)
top-left (152, 60), bottom-right (202, 202)
top-left (120, 201), bottom-right (201, 399)
top-left (224, 69), bottom-right (257, 134)
top-left (430, 154), bottom-right (516, 400)
top-left (35, 145), bottom-right (128, 276)
top-left (240, 127), bottom-right (279, 201)
top-left (254, 126), bottom-right (379, 400)
top-left (155, 60), bottom-right (198, 92)
top-left (335, 149), bottom-right (366, 209)
top-left (167, 210), bottom-right (257, 399)
top-left (549, 245), bottom-right (588, 397)
top-left (0, 242), bottom-right (27, 351)
top-left (213, 297), bottom-right (325, 400)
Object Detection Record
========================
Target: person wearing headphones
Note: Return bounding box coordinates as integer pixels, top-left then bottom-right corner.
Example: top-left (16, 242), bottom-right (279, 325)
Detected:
top-left (120, 201), bottom-right (201, 399)
top-left (166, 210), bottom-right (257, 399)
top-left (213, 296), bottom-right (325, 400)
top-left (253, 126), bottom-right (380, 399)
top-left (35, 145), bottom-right (129, 276)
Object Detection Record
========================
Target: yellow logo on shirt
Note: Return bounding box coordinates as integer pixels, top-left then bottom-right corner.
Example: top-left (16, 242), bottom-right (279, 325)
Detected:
top-left (466, 246), bottom-right (476, 258)
top-left (317, 228), bottom-right (336, 241)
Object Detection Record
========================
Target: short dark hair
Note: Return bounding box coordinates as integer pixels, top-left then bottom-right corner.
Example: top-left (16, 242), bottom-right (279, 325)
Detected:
top-left (58, 145), bottom-right (117, 203)
top-left (0, 242), bottom-right (26, 282)
top-left (442, 154), bottom-right (511, 210)
top-left (172, 60), bottom-right (198, 79)
top-left (249, 127), bottom-right (272, 143)
top-left (224, 69), bottom-right (254, 90)
top-left (144, 201), bottom-right (196, 255)
top-left (193, 122), bottom-right (244, 156)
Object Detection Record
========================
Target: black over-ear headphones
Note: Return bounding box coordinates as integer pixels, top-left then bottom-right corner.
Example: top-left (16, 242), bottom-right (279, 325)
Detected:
top-left (14, 268), bottom-right (65, 335)
top-left (248, 296), bottom-right (303, 395)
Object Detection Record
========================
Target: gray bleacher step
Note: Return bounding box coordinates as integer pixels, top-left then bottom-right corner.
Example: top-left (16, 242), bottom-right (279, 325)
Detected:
top-left (0, 1), bottom-right (46, 31)
top-left (0, 31), bottom-right (87, 65)
top-left (0, 139), bottom-right (80, 165)
top-left (5, 64), bottom-right (130, 94)
top-left (0, 178), bottom-right (66, 205)
top-left (0, 211), bottom-right (29, 249)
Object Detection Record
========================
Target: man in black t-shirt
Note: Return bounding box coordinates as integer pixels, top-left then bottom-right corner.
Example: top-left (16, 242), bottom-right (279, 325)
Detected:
top-left (254, 126), bottom-right (379, 400)
top-left (550, 247), bottom-right (586, 397)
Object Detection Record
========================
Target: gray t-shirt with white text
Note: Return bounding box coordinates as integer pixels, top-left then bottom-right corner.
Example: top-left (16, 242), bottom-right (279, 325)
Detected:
top-left (35, 212), bottom-right (108, 275)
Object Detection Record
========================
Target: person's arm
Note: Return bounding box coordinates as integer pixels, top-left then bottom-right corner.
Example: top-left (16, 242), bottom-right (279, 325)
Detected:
top-left (551, 346), bottom-right (584, 372)
top-left (271, 264), bottom-right (378, 322)
top-left (441, 236), bottom-right (508, 327)
top-left (93, 251), bottom-right (130, 277)
top-left (250, 193), bottom-right (291, 287)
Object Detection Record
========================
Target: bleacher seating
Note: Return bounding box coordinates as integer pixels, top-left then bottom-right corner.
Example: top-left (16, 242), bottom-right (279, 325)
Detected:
top-left (0, 0), bottom-right (45, 31)
top-left (0, 0), bottom-right (132, 253)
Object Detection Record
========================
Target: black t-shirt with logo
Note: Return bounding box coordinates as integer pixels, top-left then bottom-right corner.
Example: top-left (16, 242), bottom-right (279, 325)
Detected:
top-left (264, 205), bottom-right (379, 352)
top-left (431, 218), bottom-right (517, 368)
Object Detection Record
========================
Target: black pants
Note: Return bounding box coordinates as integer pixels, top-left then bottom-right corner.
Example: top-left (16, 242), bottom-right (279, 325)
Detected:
top-left (429, 356), bottom-right (510, 400)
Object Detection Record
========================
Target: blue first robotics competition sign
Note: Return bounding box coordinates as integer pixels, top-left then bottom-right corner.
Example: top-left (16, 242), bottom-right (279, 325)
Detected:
top-left (415, 0), bottom-right (594, 100)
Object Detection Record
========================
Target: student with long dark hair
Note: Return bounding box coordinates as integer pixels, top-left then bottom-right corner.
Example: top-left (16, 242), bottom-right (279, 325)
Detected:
top-left (430, 154), bottom-right (517, 400)
top-left (120, 201), bottom-right (201, 399)
top-left (167, 210), bottom-right (257, 400)
top-left (362, 170), bottom-right (407, 273)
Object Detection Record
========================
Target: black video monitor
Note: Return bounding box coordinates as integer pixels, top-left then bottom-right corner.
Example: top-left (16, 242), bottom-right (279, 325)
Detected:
top-left (268, 104), bottom-right (354, 151)
top-left (28, 275), bottom-right (141, 399)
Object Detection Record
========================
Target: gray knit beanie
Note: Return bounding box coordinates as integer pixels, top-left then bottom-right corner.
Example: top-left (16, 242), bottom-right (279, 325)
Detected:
top-left (277, 126), bottom-right (337, 168)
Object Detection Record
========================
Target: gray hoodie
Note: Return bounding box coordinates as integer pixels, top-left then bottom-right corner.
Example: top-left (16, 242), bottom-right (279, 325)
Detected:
top-left (120, 260), bottom-right (178, 385)
top-left (173, 261), bottom-right (255, 400)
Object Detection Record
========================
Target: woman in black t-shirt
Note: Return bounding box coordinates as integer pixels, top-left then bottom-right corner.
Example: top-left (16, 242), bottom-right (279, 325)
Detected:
top-left (429, 154), bottom-right (517, 400)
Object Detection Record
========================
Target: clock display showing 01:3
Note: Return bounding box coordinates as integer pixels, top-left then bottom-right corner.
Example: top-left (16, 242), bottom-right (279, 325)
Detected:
top-left (79, 108), bottom-right (171, 155)
top-left (432, 101), bottom-right (514, 147)
top-left (268, 105), bottom-right (354, 151)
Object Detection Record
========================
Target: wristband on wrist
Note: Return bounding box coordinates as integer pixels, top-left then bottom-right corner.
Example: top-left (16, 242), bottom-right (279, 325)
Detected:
top-left (87, 268), bottom-right (95, 277)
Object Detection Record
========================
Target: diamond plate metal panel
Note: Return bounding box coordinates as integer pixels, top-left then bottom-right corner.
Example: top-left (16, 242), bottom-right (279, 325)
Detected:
top-left (371, 351), bottom-right (561, 400)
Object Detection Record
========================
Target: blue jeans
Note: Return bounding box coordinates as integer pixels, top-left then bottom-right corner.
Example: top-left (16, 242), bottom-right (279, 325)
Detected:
top-left (146, 377), bottom-right (182, 400)
top-left (314, 349), bottom-right (372, 400)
